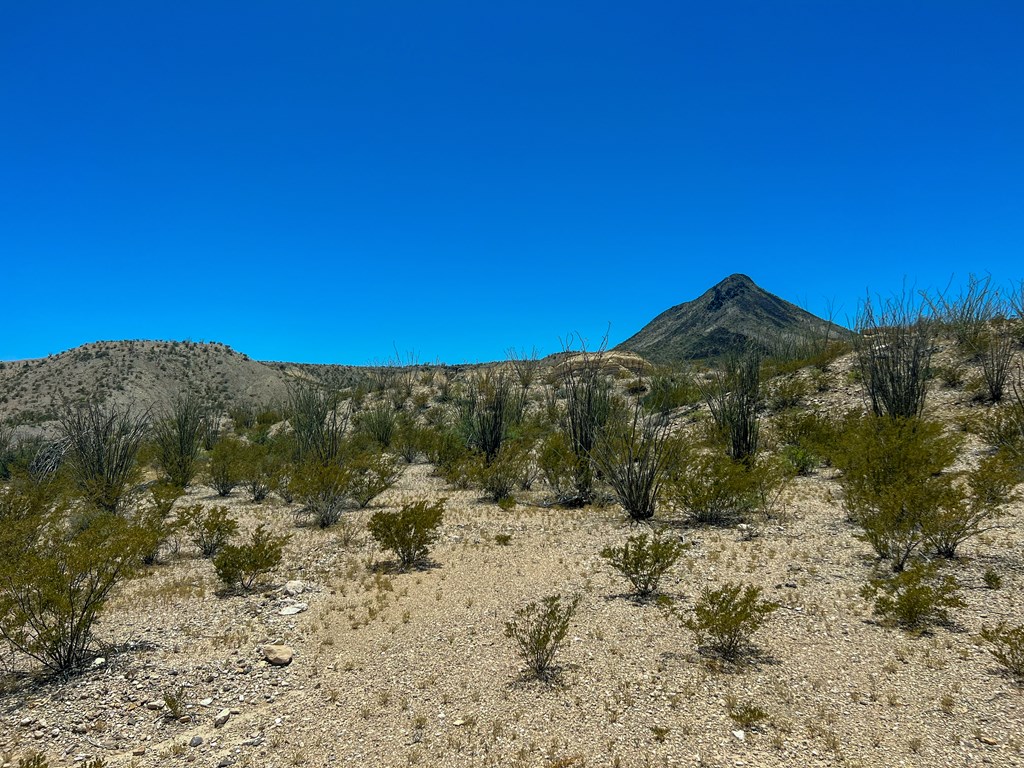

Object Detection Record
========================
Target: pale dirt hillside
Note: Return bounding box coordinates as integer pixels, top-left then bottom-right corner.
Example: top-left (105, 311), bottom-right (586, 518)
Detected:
top-left (0, 341), bottom-right (369, 434)
top-left (1, 342), bottom-right (1023, 768)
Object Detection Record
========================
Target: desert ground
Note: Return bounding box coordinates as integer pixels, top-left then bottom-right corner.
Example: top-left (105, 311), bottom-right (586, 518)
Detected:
top-left (1, 343), bottom-right (1022, 768)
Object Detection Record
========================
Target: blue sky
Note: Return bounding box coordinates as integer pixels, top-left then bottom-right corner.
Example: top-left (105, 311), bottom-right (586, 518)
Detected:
top-left (2, 2), bottom-right (1022, 364)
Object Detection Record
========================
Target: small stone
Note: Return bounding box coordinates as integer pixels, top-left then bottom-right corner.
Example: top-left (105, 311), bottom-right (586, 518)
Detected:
top-left (214, 709), bottom-right (231, 728)
top-left (19, 717), bottom-right (35, 727)
top-left (262, 644), bottom-right (294, 666)
top-left (189, 735), bottom-right (203, 747)
top-left (92, 657), bottom-right (106, 668)
top-left (279, 603), bottom-right (307, 616)
top-left (284, 580), bottom-right (305, 596)
top-left (146, 700), bottom-right (164, 711)
top-left (978, 735), bottom-right (998, 746)
top-left (732, 730), bottom-right (746, 742)
top-left (217, 758), bottom-right (234, 768)
top-left (132, 748), bottom-right (146, 756)
top-left (200, 698), bottom-right (214, 707)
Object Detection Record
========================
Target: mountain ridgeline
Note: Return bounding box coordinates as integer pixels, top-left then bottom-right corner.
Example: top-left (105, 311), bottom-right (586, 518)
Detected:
top-left (615, 274), bottom-right (846, 364)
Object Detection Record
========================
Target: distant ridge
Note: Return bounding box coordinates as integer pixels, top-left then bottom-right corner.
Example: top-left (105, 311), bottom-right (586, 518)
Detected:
top-left (615, 274), bottom-right (845, 364)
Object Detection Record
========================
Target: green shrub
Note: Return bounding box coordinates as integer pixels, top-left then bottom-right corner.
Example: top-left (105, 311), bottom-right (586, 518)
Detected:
top-left (207, 436), bottom-right (246, 496)
top-left (214, 524), bottom-right (290, 591)
top-left (476, 443), bottom-right (531, 503)
top-left (983, 568), bottom-right (1002, 589)
top-left (765, 376), bottom-right (809, 412)
top-left (458, 369), bottom-right (526, 463)
top-left (781, 445), bottom-right (817, 476)
top-left (727, 700), bottom-right (769, 730)
top-left (860, 562), bottom-right (963, 631)
top-left (238, 442), bottom-right (282, 502)
top-left (180, 504), bottom-right (238, 558)
top-left (664, 448), bottom-right (755, 525)
top-left (699, 349), bottom-right (761, 465)
top-left (594, 403), bottom-right (673, 522)
top-left (137, 482), bottom-right (184, 565)
top-left (290, 459), bottom-right (350, 527)
top-left (393, 415), bottom-right (425, 463)
top-left (683, 582), bottom-right (777, 661)
top-left (773, 410), bottom-right (841, 467)
top-left (0, 488), bottom-right (150, 677)
top-left (57, 400), bottom-right (148, 513)
top-left (643, 368), bottom-right (699, 414)
top-left (152, 393), bottom-right (205, 488)
top-left (925, 453), bottom-right (1018, 558)
top-left (344, 449), bottom-right (402, 508)
top-left (357, 404), bottom-right (398, 448)
top-left (835, 417), bottom-right (961, 571)
top-left (979, 623), bottom-right (1024, 682)
top-left (855, 291), bottom-right (934, 419)
top-left (367, 498), bottom-right (445, 571)
top-left (504, 593), bottom-right (580, 679)
top-left (600, 532), bottom-right (687, 599)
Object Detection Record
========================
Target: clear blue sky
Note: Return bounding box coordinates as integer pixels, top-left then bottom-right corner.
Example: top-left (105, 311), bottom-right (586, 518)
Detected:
top-left (3, 2), bottom-right (1022, 364)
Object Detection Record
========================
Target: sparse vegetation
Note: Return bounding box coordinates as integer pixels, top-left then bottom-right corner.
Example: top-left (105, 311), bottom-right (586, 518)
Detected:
top-left (600, 532), bottom-right (687, 599)
top-left (152, 393), bottom-right (205, 488)
top-left (860, 562), bottom-right (963, 631)
top-left (979, 623), bottom-right (1024, 682)
top-left (683, 582), bottom-right (777, 661)
top-left (367, 498), bottom-right (445, 570)
top-left (505, 593), bottom-right (580, 679)
top-left (214, 524), bottom-right (290, 591)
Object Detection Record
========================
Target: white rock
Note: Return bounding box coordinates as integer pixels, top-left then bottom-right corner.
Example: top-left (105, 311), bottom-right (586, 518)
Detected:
top-left (732, 730), bottom-right (746, 742)
top-left (284, 580), bottom-right (305, 596)
top-left (279, 603), bottom-right (307, 616)
top-left (214, 709), bottom-right (231, 728)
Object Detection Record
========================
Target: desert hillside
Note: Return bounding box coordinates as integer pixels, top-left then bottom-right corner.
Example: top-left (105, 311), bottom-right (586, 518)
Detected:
top-left (1, 317), bottom-right (1023, 768)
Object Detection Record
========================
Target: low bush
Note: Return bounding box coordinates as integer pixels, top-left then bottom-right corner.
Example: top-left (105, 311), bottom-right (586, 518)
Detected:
top-left (505, 593), bottom-right (580, 679)
top-left (664, 449), bottom-right (755, 525)
top-left (979, 623), bottom-right (1024, 683)
top-left (860, 562), bottom-right (963, 631)
top-left (207, 436), bottom-right (246, 496)
top-left (180, 504), bottom-right (238, 558)
top-left (345, 449), bottom-right (402, 508)
top-left (0, 486), bottom-right (150, 677)
top-left (683, 582), bottom-right (777, 661)
top-left (477, 443), bottom-right (531, 503)
top-left (594, 403), bottom-right (673, 522)
top-left (834, 416), bottom-right (961, 571)
top-left (367, 498), bottom-right (445, 570)
top-left (289, 460), bottom-right (350, 528)
top-left (214, 524), bottom-right (290, 591)
top-left (600, 532), bottom-right (687, 599)
top-left (357, 404), bottom-right (398, 448)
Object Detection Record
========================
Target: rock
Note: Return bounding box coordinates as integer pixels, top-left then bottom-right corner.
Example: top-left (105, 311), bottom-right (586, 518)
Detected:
top-left (189, 735), bottom-right (203, 747)
top-left (19, 717), bottom-right (35, 727)
top-left (279, 603), bottom-right (307, 616)
top-left (978, 735), bottom-right (998, 746)
top-left (262, 644), bottom-right (294, 666)
top-left (284, 580), bottom-right (305, 596)
top-left (200, 698), bottom-right (214, 707)
top-left (132, 748), bottom-right (146, 756)
top-left (146, 700), bottom-right (164, 711)
top-left (214, 709), bottom-right (231, 728)
top-left (217, 757), bottom-right (235, 767)
top-left (92, 657), bottom-right (106, 668)
top-left (732, 730), bottom-right (746, 742)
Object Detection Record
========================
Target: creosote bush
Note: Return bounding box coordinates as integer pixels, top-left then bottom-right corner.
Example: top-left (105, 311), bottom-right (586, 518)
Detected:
top-left (860, 561), bottom-right (963, 631)
top-left (206, 436), bottom-right (246, 496)
top-left (835, 416), bottom-right (961, 571)
top-left (505, 593), bottom-right (580, 679)
top-left (979, 623), bottom-right (1024, 683)
top-left (214, 524), bottom-right (290, 592)
top-left (683, 582), bottom-right (777, 661)
top-left (600, 532), bottom-right (687, 599)
top-left (664, 447), bottom-right (755, 525)
top-left (0, 484), bottom-right (150, 677)
top-left (367, 498), bottom-right (445, 571)
top-left (180, 504), bottom-right (238, 558)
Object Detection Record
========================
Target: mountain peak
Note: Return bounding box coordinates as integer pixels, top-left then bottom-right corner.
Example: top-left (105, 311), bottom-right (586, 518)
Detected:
top-left (615, 274), bottom-right (844, 363)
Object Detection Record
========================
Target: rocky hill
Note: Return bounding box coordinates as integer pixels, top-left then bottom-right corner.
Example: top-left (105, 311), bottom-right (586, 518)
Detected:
top-left (0, 340), bottom-right (367, 432)
top-left (615, 273), bottom-right (847, 364)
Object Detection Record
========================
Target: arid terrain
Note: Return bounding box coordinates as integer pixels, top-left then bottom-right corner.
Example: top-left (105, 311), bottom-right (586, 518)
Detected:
top-left (1, 329), bottom-right (1023, 768)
